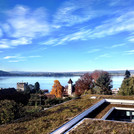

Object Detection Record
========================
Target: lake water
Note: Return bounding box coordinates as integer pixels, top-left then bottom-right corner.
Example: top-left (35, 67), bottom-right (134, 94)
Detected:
top-left (0, 76), bottom-right (124, 92)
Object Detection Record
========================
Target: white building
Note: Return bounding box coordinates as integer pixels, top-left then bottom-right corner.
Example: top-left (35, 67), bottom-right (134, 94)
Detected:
top-left (68, 79), bottom-right (73, 96)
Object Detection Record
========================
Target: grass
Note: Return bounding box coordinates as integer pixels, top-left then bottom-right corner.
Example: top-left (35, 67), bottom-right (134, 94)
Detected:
top-left (0, 94), bottom-right (99, 134)
top-left (69, 119), bottom-right (134, 134)
top-left (1, 94), bottom-right (134, 134)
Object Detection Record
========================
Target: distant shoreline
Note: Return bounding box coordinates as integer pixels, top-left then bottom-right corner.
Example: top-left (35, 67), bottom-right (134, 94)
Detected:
top-left (1, 70), bottom-right (133, 77)
top-left (0, 74), bottom-right (125, 77)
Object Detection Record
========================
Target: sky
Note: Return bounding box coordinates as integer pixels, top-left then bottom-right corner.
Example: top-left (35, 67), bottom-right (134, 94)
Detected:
top-left (0, 0), bottom-right (134, 72)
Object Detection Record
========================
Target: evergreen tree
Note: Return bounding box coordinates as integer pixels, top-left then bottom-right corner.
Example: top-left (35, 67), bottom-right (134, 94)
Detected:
top-left (118, 77), bottom-right (134, 96)
top-left (24, 85), bottom-right (31, 94)
top-left (28, 94), bottom-right (43, 106)
top-left (34, 82), bottom-right (40, 93)
top-left (95, 72), bottom-right (112, 95)
top-left (125, 70), bottom-right (131, 79)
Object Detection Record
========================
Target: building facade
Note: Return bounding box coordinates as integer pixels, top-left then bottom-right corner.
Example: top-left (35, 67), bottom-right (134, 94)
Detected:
top-left (17, 82), bottom-right (28, 91)
top-left (68, 79), bottom-right (73, 96)
top-left (63, 79), bottom-right (74, 97)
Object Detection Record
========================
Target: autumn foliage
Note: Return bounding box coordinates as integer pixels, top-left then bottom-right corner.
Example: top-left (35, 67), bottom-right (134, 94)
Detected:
top-left (91, 70), bottom-right (107, 82)
top-left (75, 71), bottom-right (112, 96)
top-left (75, 73), bottom-right (94, 96)
top-left (50, 80), bottom-right (63, 98)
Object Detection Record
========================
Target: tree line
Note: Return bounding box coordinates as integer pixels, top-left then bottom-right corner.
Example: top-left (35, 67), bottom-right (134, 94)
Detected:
top-left (50, 70), bottom-right (113, 98)
top-left (50, 70), bottom-right (134, 97)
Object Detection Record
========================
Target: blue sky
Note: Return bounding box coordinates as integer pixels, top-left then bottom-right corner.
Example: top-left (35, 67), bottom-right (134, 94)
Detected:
top-left (0, 0), bottom-right (134, 72)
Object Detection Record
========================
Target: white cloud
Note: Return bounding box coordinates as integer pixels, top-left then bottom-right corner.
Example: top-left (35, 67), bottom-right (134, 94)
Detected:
top-left (89, 11), bottom-right (134, 38)
top-left (29, 55), bottom-right (41, 58)
top-left (1, 1), bottom-right (134, 50)
top-left (127, 36), bottom-right (134, 42)
top-left (4, 55), bottom-right (20, 59)
top-left (11, 37), bottom-right (32, 46)
top-left (8, 60), bottom-right (19, 63)
top-left (0, 5), bottom-right (50, 49)
top-left (53, 0), bottom-right (126, 27)
top-left (125, 50), bottom-right (134, 55)
top-left (43, 29), bottom-right (91, 46)
top-left (42, 38), bottom-right (58, 45)
top-left (69, 30), bottom-right (91, 41)
top-left (0, 37), bottom-right (32, 49)
top-left (41, 9), bottom-right (134, 46)
top-left (111, 43), bottom-right (126, 48)
top-left (0, 44), bottom-right (10, 49)
top-left (87, 49), bottom-right (101, 53)
top-left (6, 6), bottom-right (49, 38)
top-left (3, 54), bottom-right (41, 63)
top-left (52, 25), bottom-right (61, 29)
top-left (54, 36), bottom-right (70, 46)
top-left (95, 54), bottom-right (111, 60)
top-left (53, 1), bottom-right (95, 26)
top-left (109, 0), bottom-right (133, 7)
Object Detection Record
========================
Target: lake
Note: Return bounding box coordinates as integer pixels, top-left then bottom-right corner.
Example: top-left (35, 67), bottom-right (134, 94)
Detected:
top-left (0, 76), bottom-right (124, 92)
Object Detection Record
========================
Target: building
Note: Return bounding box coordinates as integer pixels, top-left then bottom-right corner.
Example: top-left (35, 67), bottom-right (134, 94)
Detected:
top-left (112, 88), bottom-right (119, 95)
top-left (17, 82), bottom-right (28, 91)
top-left (63, 79), bottom-right (74, 97)
top-left (68, 79), bottom-right (73, 96)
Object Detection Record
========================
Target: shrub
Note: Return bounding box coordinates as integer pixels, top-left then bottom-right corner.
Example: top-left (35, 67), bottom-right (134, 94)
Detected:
top-left (0, 100), bottom-right (23, 124)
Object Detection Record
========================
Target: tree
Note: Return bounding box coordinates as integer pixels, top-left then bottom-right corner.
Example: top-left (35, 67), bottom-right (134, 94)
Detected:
top-left (28, 93), bottom-right (44, 106)
top-left (118, 77), bottom-right (134, 96)
top-left (50, 80), bottom-right (63, 98)
top-left (24, 85), bottom-right (31, 94)
top-left (94, 72), bottom-right (112, 95)
top-left (34, 82), bottom-right (40, 93)
top-left (125, 70), bottom-right (131, 79)
top-left (91, 70), bottom-right (107, 82)
top-left (75, 73), bottom-right (94, 96)
top-left (0, 100), bottom-right (23, 124)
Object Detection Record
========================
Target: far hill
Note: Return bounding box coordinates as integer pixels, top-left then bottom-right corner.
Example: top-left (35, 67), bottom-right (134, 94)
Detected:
top-left (0, 70), bottom-right (11, 76)
top-left (0, 70), bottom-right (134, 76)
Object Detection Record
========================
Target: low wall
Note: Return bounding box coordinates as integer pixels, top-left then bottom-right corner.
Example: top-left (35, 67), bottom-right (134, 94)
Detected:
top-left (105, 99), bottom-right (134, 105)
